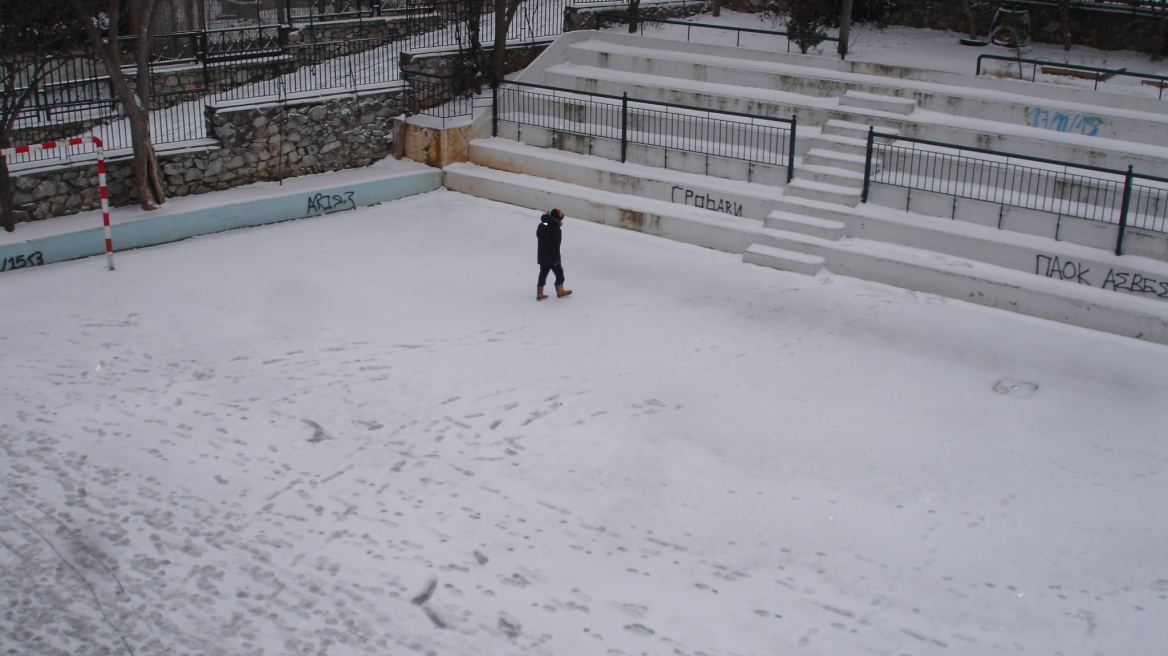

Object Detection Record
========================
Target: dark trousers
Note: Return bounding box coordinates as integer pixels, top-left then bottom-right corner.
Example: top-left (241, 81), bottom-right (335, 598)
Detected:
top-left (538, 264), bottom-right (565, 287)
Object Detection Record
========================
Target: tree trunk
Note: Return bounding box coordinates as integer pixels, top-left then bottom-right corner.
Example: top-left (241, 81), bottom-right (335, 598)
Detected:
top-left (0, 148), bottom-right (14, 233)
top-left (961, 0), bottom-right (978, 40)
top-left (713, 0), bottom-right (722, 18)
top-left (1059, 0), bottom-right (1072, 51)
top-left (627, 0), bottom-right (641, 33)
top-left (1154, 0), bottom-right (1168, 61)
top-left (71, 0), bottom-right (168, 211)
top-left (491, 0), bottom-right (523, 85)
top-left (838, 0), bottom-right (853, 59)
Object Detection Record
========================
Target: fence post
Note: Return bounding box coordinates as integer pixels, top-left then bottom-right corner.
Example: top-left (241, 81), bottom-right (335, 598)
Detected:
top-left (1116, 165), bottom-right (1134, 256)
top-left (198, 32), bottom-right (210, 90)
top-left (861, 126), bottom-right (875, 203)
top-left (620, 92), bottom-right (628, 164)
top-left (787, 114), bottom-right (797, 184)
top-left (492, 83), bottom-right (499, 137)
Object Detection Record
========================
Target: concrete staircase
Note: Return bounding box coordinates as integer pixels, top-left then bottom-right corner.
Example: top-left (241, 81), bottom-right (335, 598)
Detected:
top-left (440, 31), bottom-right (1168, 343)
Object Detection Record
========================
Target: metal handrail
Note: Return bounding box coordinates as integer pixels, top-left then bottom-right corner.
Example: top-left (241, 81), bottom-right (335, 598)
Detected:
top-left (494, 78), bottom-right (797, 181)
top-left (860, 127), bottom-right (1168, 255)
top-left (976, 54), bottom-right (1168, 97)
top-left (591, 12), bottom-right (840, 52)
top-left (502, 78), bottom-right (798, 128)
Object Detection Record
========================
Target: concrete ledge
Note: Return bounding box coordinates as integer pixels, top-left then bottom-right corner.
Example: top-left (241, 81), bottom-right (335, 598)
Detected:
top-left (468, 137), bottom-right (784, 221)
top-left (0, 164), bottom-right (441, 273)
top-left (744, 243), bottom-right (825, 276)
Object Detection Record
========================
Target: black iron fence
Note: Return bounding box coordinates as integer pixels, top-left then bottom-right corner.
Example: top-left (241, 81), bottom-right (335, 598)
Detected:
top-left (591, 12), bottom-right (840, 54)
top-left (492, 80), bottom-right (796, 179)
top-left (860, 128), bottom-right (1168, 255)
top-left (403, 71), bottom-right (492, 127)
top-left (10, 90), bottom-right (210, 169)
top-left (214, 36), bottom-right (401, 103)
top-left (975, 54), bottom-right (1168, 97)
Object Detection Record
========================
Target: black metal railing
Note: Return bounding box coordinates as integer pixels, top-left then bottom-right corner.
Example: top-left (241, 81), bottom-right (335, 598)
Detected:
top-left (10, 89), bottom-right (210, 168)
top-left (403, 71), bottom-right (492, 126)
top-left (288, 0), bottom-right (390, 25)
top-left (860, 128), bottom-right (1168, 255)
top-left (592, 12), bottom-right (840, 54)
top-left (975, 54), bottom-right (1168, 97)
top-left (214, 36), bottom-right (401, 103)
top-left (493, 80), bottom-right (797, 180)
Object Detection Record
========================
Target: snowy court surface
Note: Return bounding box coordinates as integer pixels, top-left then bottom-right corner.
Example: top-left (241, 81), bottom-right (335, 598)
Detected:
top-left (1, 187), bottom-right (1166, 656)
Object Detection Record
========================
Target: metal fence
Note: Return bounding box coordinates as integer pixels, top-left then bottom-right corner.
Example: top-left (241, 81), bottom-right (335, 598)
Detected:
top-left (860, 128), bottom-right (1168, 255)
top-left (493, 80), bottom-right (796, 179)
top-left (214, 36), bottom-right (402, 103)
top-left (975, 54), bottom-right (1168, 97)
top-left (591, 12), bottom-right (840, 53)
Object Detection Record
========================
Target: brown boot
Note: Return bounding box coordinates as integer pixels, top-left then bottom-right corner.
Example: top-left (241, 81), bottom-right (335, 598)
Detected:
top-left (537, 286), bottom-right (548, 301)
top-left (555, 284), bottom-right (572, 298)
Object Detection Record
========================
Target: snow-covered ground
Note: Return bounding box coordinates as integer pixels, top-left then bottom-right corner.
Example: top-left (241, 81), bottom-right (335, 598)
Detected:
top-left (2, 179), bottom-right (1165, 655)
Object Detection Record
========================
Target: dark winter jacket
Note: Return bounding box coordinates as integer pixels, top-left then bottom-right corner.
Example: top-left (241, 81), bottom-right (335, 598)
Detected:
top-left (536, 214), bottom-right (562, 266)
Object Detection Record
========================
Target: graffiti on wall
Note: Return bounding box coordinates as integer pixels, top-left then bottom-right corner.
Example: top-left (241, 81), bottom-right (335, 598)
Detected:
top-left (1036, 254), bottom-right (1168, 298)
top-left (307, 191), bottom-right (356, 215)
top-left (671, 186), bottom-right (743, 217)
top-left (1, 251), bottom-right (45, 272)
top-left (1025, 108), bottom-right (1103, 136)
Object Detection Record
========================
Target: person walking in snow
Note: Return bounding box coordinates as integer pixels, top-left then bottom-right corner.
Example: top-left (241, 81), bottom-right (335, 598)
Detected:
top-left (536, 208), bottom-right (572, 301)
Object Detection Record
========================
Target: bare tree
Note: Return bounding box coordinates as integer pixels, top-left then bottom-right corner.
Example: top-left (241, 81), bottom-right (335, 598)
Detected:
top-left (491, 0), bottom-right (525, 84)
top-left (1058, 0), bottom-right (1072, 51)
top-left (837, 0), bottom-right (853, 58)
top-left (627, 0), bottom-right (641, 33)
top-left (1151, 0), bottom-right (1167, 60)
top-left (712, 0), bottom-right (723, 18)
top-left (960, 0), bottom-right (979, 41)
top-left (68, 0), bottom-right (168, 210)
top-left (0, 2), bottom-right (81, 231)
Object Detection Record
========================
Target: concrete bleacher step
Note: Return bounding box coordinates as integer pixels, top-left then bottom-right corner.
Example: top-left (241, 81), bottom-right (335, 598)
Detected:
top-left (785, 178), bottom-right (863, 206)
top-left (743, 244), bottom-right (825, 276)
top-left (803, 147), bottom-right (873, 173)
top-left (558, 33), bottom-right (1164, 142)
top-left (764, 210), bottom-right (846, 240)
top-left (466, 137), bottom-right (786, 220)
top-left (796, 163), bottom-right (864, 189)
top-left (802, 132), bottom-right (870, 157)
top-left (839, 90), bottom-right (917, 115)
top-left (822, 118), bottom-right (900, 141)
top-left (445, 160), bottom-right (1168, 343)
top-left (539, 33), bottom-right (1168, 172)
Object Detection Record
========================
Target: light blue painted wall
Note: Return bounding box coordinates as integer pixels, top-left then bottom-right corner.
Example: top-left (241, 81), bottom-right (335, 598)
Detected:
top-left (0, 169), bottom-right (441, 274)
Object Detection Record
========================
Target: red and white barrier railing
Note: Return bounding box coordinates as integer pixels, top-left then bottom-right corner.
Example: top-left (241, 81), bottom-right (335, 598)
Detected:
top-left (1, 136), bottom-right (114, 271)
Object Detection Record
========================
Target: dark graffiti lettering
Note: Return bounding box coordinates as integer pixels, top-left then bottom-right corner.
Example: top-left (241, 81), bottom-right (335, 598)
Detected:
top-left (307, 190), bottom-right (356, 215)
top-left (671, 185), bottom-right (743, 217)
top-left (0, 251), bottom-right (45, 273)
top-left (1036, 254), bottom-right (1168, 300)
top-left (1098, 267), bottom-right (1168, 298)
top-left (1035, 254), bottom-right (1090, 285)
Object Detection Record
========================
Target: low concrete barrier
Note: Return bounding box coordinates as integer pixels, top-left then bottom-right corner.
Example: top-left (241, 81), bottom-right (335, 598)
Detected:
top-left (0, 166), bottom-right (441, 274)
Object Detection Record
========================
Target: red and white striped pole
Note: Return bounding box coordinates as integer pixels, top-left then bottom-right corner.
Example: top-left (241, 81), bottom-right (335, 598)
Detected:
top-left (0, 136), bottom-right (114, 270)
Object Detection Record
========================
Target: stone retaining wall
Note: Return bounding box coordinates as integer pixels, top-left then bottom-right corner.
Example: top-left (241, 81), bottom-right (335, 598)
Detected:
top-left (8, 89), bottom-right (405, 224)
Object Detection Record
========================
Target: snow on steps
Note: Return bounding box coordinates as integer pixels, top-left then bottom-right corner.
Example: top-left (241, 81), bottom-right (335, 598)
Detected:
top-left (467, 137), bottom-right (786, 221)
top-left (785, 177), bottom-right (863, 206)
top-left (443, 160), bottom-right (1168, 344)
top-left (839, 90), bottom-right (917, 115)
top-left (539, 53), bottom-right (1168, 171)
top-left (743, 244), bottom-right (825, 276)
